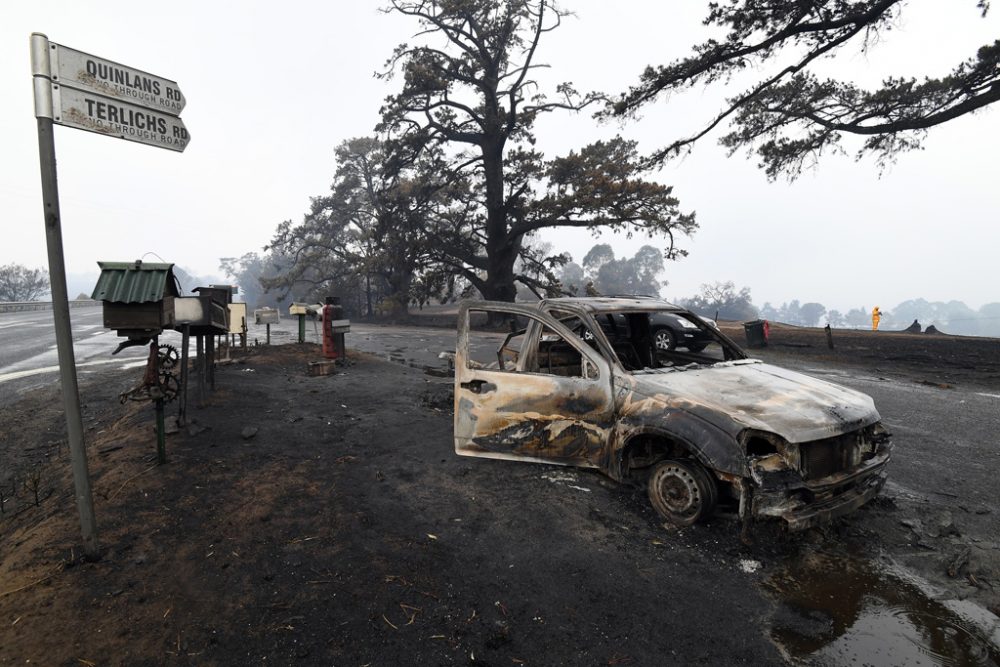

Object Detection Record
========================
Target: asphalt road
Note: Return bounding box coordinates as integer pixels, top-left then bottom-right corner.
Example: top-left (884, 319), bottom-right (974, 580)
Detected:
top-left (0, 306), bottom-right (156, 405)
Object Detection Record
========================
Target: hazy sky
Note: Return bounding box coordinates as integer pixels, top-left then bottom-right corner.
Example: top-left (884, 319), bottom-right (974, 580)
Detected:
top-left (3, 1), bottom-right (997, 313)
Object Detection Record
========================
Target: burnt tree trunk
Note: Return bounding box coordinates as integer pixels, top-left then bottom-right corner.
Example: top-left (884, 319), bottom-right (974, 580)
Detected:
top-left (384, 269), bottom-right (413, 318)
top-left (480, 132), bottom-right (519, 304)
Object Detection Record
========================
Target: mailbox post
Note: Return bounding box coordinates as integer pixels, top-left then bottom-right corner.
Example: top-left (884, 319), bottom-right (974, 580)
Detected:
top-left (321, 296), bottom-right (350, 361)
top-left (174, 290), bottom-right (228, 415)
top-left (289, 303), bottom-right (312, 343)
top-left (92, 261), bottom-right (182, 463)
top-left (254, 307), bottom-right (280, 344)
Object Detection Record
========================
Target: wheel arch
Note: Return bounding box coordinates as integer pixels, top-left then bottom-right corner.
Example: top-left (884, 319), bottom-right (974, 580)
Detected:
top-left (614, 427), bottom-right (724, 482)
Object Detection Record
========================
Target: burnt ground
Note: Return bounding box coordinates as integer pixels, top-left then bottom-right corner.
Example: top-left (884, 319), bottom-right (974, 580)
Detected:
top-left (0, 345), bottom-right (783, 666)
top-left (720, 323), bottom-right (1000, 636)
top-left (0, 329), bottom-right (998, 665)
top-left (718, 321), bottom-right (1000, 391)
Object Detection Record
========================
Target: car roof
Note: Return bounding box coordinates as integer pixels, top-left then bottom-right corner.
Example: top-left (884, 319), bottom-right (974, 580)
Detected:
top-left (538, 296), bottom-right (685, 314)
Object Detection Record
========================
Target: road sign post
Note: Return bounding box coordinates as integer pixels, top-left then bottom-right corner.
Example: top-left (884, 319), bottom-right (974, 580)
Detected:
top-left (30, 33), bottom-right (99, 558)
top-left (29, 32), bottom-right (191, 558)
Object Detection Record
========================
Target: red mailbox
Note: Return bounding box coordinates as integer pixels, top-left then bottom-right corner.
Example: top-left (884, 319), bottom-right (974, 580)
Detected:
top-left (321, 296), bottom-right (349, 360)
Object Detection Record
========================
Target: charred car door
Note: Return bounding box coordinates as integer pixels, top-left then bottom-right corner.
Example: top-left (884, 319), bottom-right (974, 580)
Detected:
top-left (454, 302), bottom-right (614, 468)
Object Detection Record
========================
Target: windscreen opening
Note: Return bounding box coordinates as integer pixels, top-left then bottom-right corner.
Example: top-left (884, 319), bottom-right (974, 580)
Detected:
top-left (590, 310), bottom-right (738, 371)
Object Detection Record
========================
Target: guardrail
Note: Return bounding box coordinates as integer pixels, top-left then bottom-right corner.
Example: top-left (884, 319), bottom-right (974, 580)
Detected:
top-left (0, 300), bottom-right (101, 313)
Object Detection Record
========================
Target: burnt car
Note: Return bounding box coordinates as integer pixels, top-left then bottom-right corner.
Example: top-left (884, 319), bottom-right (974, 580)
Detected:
top-left (453, 298), bottom-right (892, 531)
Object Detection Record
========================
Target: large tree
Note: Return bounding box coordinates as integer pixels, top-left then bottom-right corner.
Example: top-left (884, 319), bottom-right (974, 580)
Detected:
top-left (573, 243), bottom-right (665, 296)
top-left (379, 0), bottom-right (695, 302)
top-left (266, 137), bottom-right (440, 316)
top-left (0, 264), bottom-right (49, 302)
top-left (611, 1), bottom-right (999, 179)
top-left (682, 281), bottom-right (758, 321)
top-left (219, 251), bottom-right (295, 311)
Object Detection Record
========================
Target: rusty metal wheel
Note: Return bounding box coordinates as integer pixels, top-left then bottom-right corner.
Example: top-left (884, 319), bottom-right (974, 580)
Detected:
top-left (158, 371), bottom-right (180, 402)
top-left (158, 344), bottom-right (180, 370)
top-left (647, 459), bottom-right (716, 527)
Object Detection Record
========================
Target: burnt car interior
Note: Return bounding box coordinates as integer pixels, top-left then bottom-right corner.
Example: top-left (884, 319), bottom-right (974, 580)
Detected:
top-left (476, 307), bottom-right (743, 377)
top-left (497, 322), bottom-right (597, 379)
top-left (548, 309), bottom-right (742, 373)
top-left (470, 309), bottom-right (746, 378)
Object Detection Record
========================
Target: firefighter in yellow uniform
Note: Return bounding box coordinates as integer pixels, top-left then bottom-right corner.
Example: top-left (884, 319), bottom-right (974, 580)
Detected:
top-left (872, 306), bottom-right (881, 331)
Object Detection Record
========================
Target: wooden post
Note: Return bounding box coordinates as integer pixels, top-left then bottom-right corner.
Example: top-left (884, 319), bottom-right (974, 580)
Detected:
top-left (196, 335), bottom-right (205, 406)
top-left (178, 325), bottom-right (190, 424)
top-left (207, 335), bottom-right (215, 390)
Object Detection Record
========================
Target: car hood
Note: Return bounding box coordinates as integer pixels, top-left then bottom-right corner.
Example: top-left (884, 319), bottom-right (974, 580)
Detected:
top-left (628, 360), bottom-right (880, 443)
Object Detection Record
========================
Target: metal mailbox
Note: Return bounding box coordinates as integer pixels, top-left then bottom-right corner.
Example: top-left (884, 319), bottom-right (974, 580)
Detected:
top-left (289, 302), bottom-right (317, 316)
top-left (173, 296), bottom-right (228, 335)
top-left (228, 303), bottom-right (248, 335)
top-left (193, 285), bottom-right (232, 306)
top-left (254, 307), bottom-right (280, 325)
top-left (91, 260), bottom-right (180, 339)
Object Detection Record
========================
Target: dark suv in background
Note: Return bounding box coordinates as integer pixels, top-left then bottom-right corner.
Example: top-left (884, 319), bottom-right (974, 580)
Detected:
top-left (648, 310), bottom-right (718, 352)
top-left (603, 295), bottom-right (717, 352)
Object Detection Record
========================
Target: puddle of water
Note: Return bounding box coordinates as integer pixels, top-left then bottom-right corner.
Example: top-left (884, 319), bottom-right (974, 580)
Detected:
top-left (765, 550), bottom-right (1000, 666)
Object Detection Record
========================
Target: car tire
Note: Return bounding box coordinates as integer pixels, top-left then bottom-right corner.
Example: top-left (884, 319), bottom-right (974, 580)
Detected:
top-left (653, 327), bottom-right (676, 351)
top-left (688, 461), bottom-right (719, 511)
top-left (647, 459), bottom-right (717, 527)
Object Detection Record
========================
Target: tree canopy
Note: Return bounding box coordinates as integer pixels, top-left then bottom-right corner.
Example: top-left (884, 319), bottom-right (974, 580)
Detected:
top-left (682, 281), bottom-right (758, 321)
top-left (265, 137), bottom-right (443, 316)
top-left (378, 0), bottom-right (695, 302)
top-left (0, 264), bottom-right (49, 302)
top-left (611, 1), bottom-right (999, 179)
top-left (219, 252), bottom-right (295, 311)
top-left (562, 243), bottom-right (666, 297)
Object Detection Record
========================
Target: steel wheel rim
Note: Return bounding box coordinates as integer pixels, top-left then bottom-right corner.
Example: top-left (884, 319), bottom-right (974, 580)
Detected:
top-left (650, 463), bottom-right (702, 520)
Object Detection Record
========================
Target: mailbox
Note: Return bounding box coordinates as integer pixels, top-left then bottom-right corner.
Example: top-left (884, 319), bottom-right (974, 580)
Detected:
top-left (255, 307), bottom-right (280, 325)
top-left (193, 285), bottom-right (232, 306)
top-left (228, 303), bottom-right (248, 335)
top-left (210, 284), bottom-right (238, 300)
top-left (91, 260), bottom-right (180, 339)
top-left (174, 296), bottom-right (228, 335)
top-left (289, 302), bottom-right (315, 316)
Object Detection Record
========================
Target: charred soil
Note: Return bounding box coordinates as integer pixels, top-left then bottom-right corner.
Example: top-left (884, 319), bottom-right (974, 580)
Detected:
top-left (0, 331), bottom-right (998, 665)
top-left (720, 321), bottom-right (1000, 391)
top-left (0, 345), bottom-right (782, 665)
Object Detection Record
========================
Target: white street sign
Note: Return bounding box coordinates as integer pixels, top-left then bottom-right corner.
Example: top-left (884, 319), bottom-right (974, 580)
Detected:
top-left (52, 84), bottom-right (190, 152)
top-left (50, 43), bottom-right (185, 115)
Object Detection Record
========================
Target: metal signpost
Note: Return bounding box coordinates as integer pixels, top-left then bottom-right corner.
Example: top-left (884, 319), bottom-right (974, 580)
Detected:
top-left (29, 33), bottom-right (190, 558)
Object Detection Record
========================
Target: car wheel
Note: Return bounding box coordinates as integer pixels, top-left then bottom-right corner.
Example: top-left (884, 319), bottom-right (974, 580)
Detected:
top-left (647, 459), bottom-right (717, 527)
top-left (653, 327), bottom-right (676, 351)
top-left (688, 462), bottom-right (719, 511)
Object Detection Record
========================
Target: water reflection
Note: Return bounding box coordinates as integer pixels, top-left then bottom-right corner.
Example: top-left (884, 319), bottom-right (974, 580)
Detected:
top-left (765, 550), bottom-right (1000, 666)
